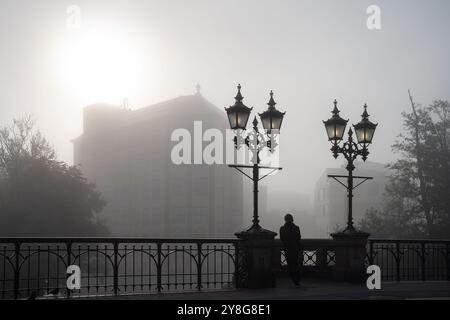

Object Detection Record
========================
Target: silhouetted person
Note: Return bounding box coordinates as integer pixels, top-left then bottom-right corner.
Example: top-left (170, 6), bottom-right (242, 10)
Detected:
top-left (280, 214), bottom-right (302, 287)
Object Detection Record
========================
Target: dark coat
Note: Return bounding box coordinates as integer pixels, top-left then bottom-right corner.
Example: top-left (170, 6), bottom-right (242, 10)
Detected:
top-left (280, 222), bottom-right (302, 249)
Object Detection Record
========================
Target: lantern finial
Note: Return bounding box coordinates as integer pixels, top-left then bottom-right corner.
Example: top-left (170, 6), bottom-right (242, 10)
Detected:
top-left (332, 99), bottom-right (340, 115)
top-left (362, 104), bottom-right (369, 119)
top-left (235, 84), bottom-right (243, 103)
top-left (268, 90), bottom-right (276, 109)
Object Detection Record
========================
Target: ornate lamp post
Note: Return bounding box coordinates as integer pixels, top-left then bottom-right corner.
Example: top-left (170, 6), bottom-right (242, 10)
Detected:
top-left (225, 84), bottom-right (285, 289)
top-left (225, 84), bottom-right (285, 234)
top-left (323, 100), bottom-right (378, 233)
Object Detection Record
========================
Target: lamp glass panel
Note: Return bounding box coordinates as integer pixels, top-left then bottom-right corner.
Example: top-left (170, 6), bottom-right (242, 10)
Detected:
top-left (261, 116), bottom-right (271, 131)
top-left (325, 123), bottom-right (336, 140)
top-left (237, 110), bottom-right (250, 129)
top-left (227, 111), bottom-right (237, 129)
top-left (336, 123), bottom-right (346, 140)
top-left (354, 126), bottom-right (365, 143)
top-left (355, 126), bottom-right (375, 144)
top-left (365, 127), bottom-right (376, 143)
top-left (271, 116), bottom-right (283, 131)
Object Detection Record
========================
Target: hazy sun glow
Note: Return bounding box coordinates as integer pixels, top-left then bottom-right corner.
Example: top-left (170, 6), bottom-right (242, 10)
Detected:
top-left (58, 26), bottom-right (150, 105)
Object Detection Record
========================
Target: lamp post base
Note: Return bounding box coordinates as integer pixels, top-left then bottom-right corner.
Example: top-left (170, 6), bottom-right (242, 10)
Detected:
top-left (331, 228), bottom-right (370, 283)
top-left (235, 225), bottom-right (277, 289)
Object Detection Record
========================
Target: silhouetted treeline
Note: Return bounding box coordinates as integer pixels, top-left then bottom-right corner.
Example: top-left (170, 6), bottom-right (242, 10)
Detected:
top-left (360, 96), bottom-right (450, 239)
top-left (0, 116), bottom-right (108, 236)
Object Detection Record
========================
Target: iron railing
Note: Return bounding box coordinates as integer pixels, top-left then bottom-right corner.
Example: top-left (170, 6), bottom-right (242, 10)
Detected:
top-left (0, 238), bottom-right (240, 300)
top-left (367, 239), bottom-right (450, 282)
top-left (275, 239), bottom-right (337, 278)
top-left (2, 237), bottom-right (448, 299)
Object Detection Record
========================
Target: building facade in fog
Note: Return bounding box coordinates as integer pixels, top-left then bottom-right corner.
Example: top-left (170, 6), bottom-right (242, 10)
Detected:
top-left (313, 161), bottom-right (390, 237)
top-left (73, 91), bottom-right (243, 238)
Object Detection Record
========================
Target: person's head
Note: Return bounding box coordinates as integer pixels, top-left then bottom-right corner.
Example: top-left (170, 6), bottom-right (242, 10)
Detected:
top-left (284, 214), bottom-right (294, 224)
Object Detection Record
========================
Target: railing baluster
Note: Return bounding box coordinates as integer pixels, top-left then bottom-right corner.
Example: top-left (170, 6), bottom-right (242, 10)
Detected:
top-left (396, 242), bottom-right (400, 282)
top-left (103, 244), bottom-right (107, 294)
top-left (132, 245), bottom-right (136, 291)
top-left (95, 245), bottom-right (99, 293)
top-left (197, 242), bottom-right (202, 290)
top-left (148, 244), bottom-right (151, 291)
top-left (2, 246), bottom-right (6, 298)
top-left (13, 242), bottom-right (20, 300)
top-left (227, 245), bottom-right (231, 286)
top-left (182, 244), bottom-right (185, 289)
top-left (113, 242), bottom-right (119, 296)
top-left (156, 242), bottom-right (162, 293)
top-left (174, 245), bottom-right (178, 289)
top-left (37, 245), bottom-right (41, 296)
top-left (189, 245), bottom-right (193, 288)
top-left (47, 245), bottom-right (50, 294)
top-left (56, 246), bottom-right (60, 295)
top-left (234, 242), bottom-right (239, 289)
top-left (124, 245), bottom-right (127, 292)
top-left (220, 245), bottom-right (223, 287)
top-left (140, 245), bottom-right (143, 291)
top-left (27, 246), bottom-right (30, 296)
top-left (447, 243), bottom-right (450, 282)
top-left (166, 245), bottom-right (170, 290)
top-left (421, 242), bottom-right (426, 281)
top-left (87, 246), bottom-right (90, 294)
top-left (206, 245), bottom-right (210, 288)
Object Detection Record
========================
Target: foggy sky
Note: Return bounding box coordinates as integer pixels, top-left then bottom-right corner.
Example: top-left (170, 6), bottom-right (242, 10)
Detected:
top-left (1, 0), bottom-right (449, 198)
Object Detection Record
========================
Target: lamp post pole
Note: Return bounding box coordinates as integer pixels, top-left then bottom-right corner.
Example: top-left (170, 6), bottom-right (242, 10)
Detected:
top-left (329, 129), bottom-right (373, 232)
top-left (225, 84), bottom-right (286, 289)
top-left (323, 100), bottom-right (378, 283)
top-left (228, 117), bottom-right (283, 232)
top-left (252, 146), bottom-right (260, 229)
top-left (324, 101), bottom-right (378, 233)
top-left (226, 85), bottom-right (285, 233)
top-left (347, 138), bottom-right (354, 231)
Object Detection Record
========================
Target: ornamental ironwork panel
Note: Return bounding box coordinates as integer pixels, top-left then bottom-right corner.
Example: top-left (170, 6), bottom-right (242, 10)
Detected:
top-left (277, 239), bottom-right (337, 279)
top-left (367, 239), bottom-right (450, 282)
top-left (0, 238), bottom-right (240, 300)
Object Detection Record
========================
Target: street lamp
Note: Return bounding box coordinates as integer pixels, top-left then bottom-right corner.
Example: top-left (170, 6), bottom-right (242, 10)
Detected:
top-left (225, 84), bottom-right (285, 233)
top-left (259, 91), bottom-right (286, 134)
top-left (323, 100), bottom-right (348, 144)
top-left (323, 100), bottom-right (378, 233)
top-left (353, 104), bottom-right (378, 147)
top-left (225, 84), bottom-right (253, 130)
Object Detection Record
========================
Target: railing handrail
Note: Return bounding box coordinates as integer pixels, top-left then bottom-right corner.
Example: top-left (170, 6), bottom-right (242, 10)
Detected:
top-left (274, 239), bottom-right (336, 247)
top-left (0, 237), bottom-right (241, 244)
top-left (369, 238), bottom-right (450, 244)
top-left (2, 237), bottom-right (448, 244)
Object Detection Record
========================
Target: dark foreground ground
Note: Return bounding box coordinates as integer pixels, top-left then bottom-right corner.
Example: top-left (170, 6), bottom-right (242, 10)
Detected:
top-left (95, 278), bottom-right (450, 300)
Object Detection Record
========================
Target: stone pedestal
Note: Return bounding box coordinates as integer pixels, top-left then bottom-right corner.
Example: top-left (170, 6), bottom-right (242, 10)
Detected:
top-left (331, 229), bottom-right (370, 283)
top-left (235, 226), bottom-right (277, 289)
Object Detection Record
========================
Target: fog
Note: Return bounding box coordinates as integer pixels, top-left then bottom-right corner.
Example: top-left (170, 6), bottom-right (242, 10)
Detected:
top-left (1, 0), bottom-right (449, 200)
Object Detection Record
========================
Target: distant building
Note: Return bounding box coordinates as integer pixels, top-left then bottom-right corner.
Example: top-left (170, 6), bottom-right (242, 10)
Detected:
top-left (73, 91), bottom-right (244, 238)
top-left (313, 161), bottom-right (390, 237)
